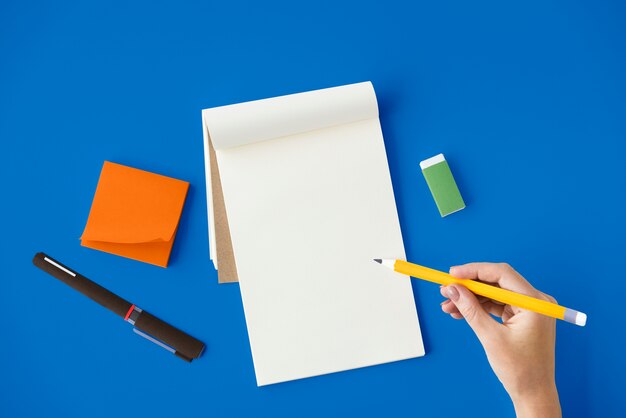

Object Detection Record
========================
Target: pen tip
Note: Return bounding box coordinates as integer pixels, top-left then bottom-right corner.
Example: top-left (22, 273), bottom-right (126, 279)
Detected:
top-left (373, 259), bottom-right (382, 264)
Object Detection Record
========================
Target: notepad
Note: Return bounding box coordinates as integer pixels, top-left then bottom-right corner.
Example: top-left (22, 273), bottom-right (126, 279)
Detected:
top-left (81, 161), bottom-right (189, 267)
top-left (202, 82), bottom-right (424, 386)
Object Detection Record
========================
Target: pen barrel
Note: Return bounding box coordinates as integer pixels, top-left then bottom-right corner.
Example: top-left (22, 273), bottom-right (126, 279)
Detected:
top-left (135, 311), bottom-right (205, 362)
top-left (33, 252), bottom-right (132, 318)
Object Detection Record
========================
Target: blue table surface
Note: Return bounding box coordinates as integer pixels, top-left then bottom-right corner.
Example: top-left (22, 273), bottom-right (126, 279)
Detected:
top-left (2, 1), bottom-right (624, 417)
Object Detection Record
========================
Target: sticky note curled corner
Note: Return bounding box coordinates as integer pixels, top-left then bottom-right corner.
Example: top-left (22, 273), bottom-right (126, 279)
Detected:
top-left (80, 161), bottom-right (189, 267)
top-left (420, 153), bottom-right (465, 217)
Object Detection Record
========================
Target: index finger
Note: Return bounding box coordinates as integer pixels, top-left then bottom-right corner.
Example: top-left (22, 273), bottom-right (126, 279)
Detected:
top-left (449, 262), bottom-right (537, 295)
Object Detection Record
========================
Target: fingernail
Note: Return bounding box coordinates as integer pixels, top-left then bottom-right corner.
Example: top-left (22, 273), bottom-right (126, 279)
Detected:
top-left (446, 286), bottom-right (460, 302)
top-left (449, 266), bottom-right (458, 275)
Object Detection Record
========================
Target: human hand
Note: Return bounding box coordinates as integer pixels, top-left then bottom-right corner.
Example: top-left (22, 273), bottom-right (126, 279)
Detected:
top-left (440, 263), bottom-right (561, 418)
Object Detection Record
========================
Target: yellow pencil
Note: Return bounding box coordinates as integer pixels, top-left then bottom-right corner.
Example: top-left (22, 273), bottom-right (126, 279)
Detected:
top-left (374, 259), bottom-right (587, 326)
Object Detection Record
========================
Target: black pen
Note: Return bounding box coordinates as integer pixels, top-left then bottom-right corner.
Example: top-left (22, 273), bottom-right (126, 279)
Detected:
top-left (32, 252), bottom-right (205, 362)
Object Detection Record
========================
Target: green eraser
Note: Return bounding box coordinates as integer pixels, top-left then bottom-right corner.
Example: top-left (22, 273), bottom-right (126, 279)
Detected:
top-left (420, 153), bottom-right (465, 217)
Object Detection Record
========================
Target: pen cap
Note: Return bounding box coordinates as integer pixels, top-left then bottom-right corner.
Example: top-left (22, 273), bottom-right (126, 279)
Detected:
top-left (135, 311), bottom-right (205, 361)
top-left (33, 252), bottom-right (132, 318)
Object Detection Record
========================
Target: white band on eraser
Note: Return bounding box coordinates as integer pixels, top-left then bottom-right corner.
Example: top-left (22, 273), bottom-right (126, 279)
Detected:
top-left (419, 153), bottom-right (445, 170)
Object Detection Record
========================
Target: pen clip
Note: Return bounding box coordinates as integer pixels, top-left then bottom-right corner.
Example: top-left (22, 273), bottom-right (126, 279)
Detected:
top-left (43, 256), bottom-right (77, 277)
top-left (132, 328), bottom-right (176, 354)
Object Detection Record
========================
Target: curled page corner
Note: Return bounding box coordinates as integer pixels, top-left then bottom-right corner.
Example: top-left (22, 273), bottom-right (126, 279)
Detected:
top-left (203, 81), bottom-right (379, 151)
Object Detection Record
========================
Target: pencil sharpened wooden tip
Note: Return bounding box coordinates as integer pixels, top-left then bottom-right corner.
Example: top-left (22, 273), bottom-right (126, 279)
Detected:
top-left (373, 259), bottom-right (382, 264)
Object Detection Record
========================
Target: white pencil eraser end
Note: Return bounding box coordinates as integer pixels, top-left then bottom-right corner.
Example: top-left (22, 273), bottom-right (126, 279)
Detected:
top-left (575, 312), bottom-right (587, 326)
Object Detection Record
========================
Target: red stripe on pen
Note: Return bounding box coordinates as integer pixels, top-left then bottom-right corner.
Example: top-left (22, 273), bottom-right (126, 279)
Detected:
top-left (124, 304), bottom-right (136, 321)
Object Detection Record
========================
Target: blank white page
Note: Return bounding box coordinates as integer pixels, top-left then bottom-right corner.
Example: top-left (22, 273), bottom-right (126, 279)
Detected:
top-left (203, 82), bottom-right (424, 385)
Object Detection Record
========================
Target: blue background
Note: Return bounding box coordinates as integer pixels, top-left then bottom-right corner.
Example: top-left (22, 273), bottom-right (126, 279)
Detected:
top-left (1, 1), bottom-right (624, 417)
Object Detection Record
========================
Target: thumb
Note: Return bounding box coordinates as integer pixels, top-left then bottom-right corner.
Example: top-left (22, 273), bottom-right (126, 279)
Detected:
top-left (444, 284), bottom-right (500, 339)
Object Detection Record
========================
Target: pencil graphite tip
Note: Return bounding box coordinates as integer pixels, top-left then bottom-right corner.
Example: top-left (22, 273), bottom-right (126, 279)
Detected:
top-left (373, 259), bottom-right (396, 270)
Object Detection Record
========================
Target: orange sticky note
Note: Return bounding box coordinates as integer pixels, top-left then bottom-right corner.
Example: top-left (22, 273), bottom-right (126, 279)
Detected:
top-left (81, 161), bottom-right (189, 267)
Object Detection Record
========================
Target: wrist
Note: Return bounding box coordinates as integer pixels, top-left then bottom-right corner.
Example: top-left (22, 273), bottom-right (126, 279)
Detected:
top-left (510, 382), bottom-right (561, 418)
